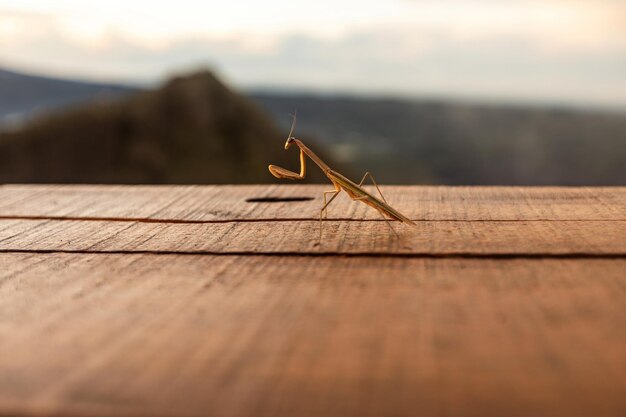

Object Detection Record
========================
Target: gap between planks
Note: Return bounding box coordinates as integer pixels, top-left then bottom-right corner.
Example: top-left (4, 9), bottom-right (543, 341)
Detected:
top-left (1, 249), bottom-right (624, 259)
top-left (1, 215), bottom-right (625, 224)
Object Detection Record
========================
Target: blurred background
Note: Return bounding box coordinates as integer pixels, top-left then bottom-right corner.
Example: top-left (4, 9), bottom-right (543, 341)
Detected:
top-left (0, 0), bottom-right (624, 185)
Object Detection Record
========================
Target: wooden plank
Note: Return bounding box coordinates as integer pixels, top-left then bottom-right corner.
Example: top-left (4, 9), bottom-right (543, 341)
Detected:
top-left (1, 184), bottom-right (624, 417)
top-left (1, 185), bottom-right (624, 222)
top-left (1, 253), bottom-right (625, 417)
top-left (0, 218), bottom-right (624, 255)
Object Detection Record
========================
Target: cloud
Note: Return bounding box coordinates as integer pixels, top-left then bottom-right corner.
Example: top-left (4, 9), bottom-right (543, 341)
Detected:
top-left (0, 4), bottom-right (624, 108)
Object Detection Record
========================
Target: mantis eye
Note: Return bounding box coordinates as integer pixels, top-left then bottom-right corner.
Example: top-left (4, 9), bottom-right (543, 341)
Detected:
top-left (284, 137), bottom-right (294, 150)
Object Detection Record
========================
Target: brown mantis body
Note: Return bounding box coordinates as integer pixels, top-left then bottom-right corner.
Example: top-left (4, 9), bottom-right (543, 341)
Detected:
top-left (268, 115), bottom-right (414, 240)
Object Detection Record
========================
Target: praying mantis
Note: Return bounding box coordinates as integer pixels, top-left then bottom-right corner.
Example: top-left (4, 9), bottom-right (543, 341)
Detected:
top-left (268, 114), bottom-right (415, 241)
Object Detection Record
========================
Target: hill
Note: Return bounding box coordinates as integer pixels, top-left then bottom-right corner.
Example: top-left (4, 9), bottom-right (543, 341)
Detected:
top-left (0, 68), bottom-right (135, 131)
top-left (0, 71), bottom-right (332, 184)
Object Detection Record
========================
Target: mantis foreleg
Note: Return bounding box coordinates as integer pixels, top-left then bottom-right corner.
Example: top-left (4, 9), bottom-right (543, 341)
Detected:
top-left (268, 148), bottom-right (307, 180)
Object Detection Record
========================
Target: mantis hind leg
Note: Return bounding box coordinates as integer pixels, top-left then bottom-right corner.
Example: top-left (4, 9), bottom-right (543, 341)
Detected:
top-left (359, 172), bottom-right (399, 236)
top-left (353, 194), bottom-right (399, 237)
top-left (377, 209), bottom-right (400, 237)
top-left (358, 171), bottom-right (389, 204)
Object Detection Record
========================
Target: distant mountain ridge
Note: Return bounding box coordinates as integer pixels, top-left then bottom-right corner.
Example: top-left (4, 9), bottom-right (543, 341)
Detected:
top-left (1, 67), bottom-right (624, 185)
top-left (0, 68), bottom-right (136, 130)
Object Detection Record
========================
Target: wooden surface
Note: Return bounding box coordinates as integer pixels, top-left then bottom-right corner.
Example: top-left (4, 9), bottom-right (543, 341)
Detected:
top-left (0, 184), bottom-right (625, 417)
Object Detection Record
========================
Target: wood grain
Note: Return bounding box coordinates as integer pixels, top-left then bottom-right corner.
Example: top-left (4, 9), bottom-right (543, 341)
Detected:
top-left (0, 218), bottom-right (624, 255)
top-left (1, 253), bottom-right (625, 417)
top-left (1, 184), bottom-right (624, 222)
top-left (1, 185), bottom-right (625, 417)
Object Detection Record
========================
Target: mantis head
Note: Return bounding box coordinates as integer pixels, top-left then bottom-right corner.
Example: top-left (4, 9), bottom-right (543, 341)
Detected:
top-left (284, 137), bottom-right (295, 150)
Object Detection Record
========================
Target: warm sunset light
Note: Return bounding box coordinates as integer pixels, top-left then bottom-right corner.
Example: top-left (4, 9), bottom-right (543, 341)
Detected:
top-left (1, 2), bottom-right (625, 416)
top-left (1, 0), bottom-right (624, 107)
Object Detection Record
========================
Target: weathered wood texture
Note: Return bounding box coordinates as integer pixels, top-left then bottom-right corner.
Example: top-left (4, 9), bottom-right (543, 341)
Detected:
top-left (1, 184), bottom-right (624, 221)
top-left (1, 185), bottom-right (624, 255)
top-left (1, 218), bottom-right (625, 255)
top-left (0, 185), bottom-right (625, 417)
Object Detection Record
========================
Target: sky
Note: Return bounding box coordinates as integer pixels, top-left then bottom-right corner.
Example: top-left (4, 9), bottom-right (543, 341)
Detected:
top-left (1, 0), bottom-right (625, 109)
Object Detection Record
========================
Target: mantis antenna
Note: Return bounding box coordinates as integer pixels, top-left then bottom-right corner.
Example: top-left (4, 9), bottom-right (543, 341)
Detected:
top-left (288, 110), bottom-right (297, 139)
